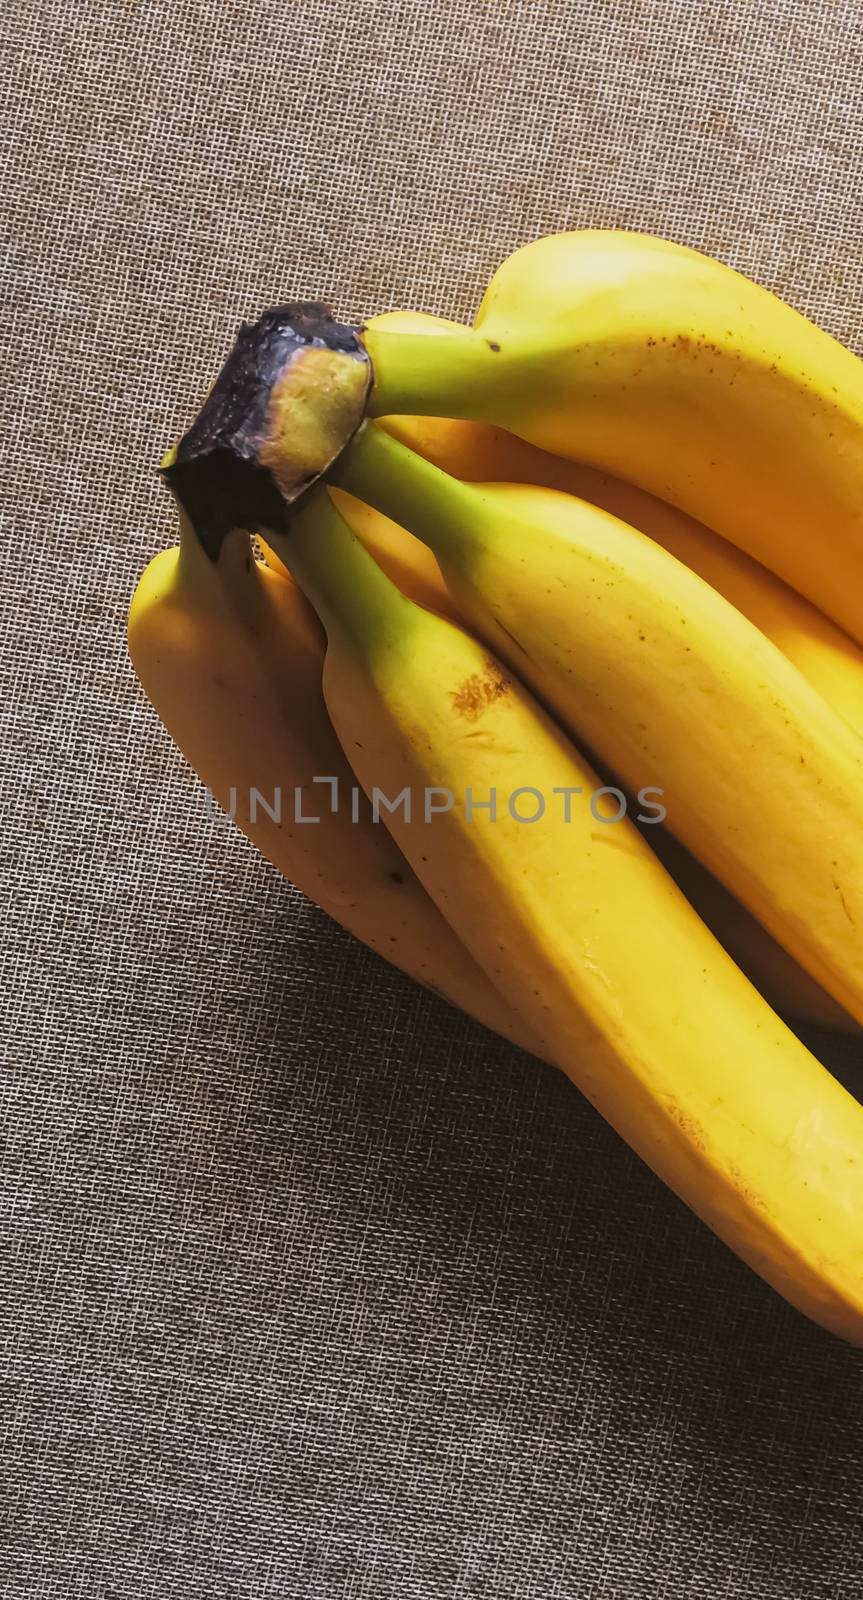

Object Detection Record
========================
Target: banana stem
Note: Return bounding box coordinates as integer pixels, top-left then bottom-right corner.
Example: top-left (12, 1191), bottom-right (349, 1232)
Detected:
top-left (334, 422), bottom-right (483, 559)
top-left (363, 324), bottom-right (501, 419)
top-left (268, 487), bottom-right (409, 651)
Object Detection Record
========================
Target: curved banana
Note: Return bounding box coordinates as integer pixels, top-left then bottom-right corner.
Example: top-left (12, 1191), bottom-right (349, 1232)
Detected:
top-left (642, 826), bottom-right (857, 1037)
top-left (129, 515), bottom-right (856, 1044)
top-left (336, 424), bottom-right (863, 1025)
top-left (127, 517), bottom-right (541, 1057)
top-left (262, 512), bottom-right (856, 1037)
top-left (369, 394), bottom-right (863, 739)
top-left (362, 233), bottom-right (863, 644)
top-left (266, 486), bottom-right (863, 1345)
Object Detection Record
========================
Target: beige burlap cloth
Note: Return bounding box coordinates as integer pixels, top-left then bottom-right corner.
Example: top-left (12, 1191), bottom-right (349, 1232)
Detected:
top-left (4, 2), bottom-right (862, 1595)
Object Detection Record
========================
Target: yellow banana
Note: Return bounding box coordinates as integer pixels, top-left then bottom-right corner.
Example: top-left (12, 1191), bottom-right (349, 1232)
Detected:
top-left (262, 511), bottom-right (856, 1037)
top-left (127, 517), bottom-right (542, 1057)
top-left (642, 826), bottom-right (857, 1038)
top-left (261, 484), bottom-right (863, 1345)
top-left (169, 299), bottom-right (861, 1037)
top-left (361, 233), bottom-right (863, 645)
top-left (335, 424), bottom-right (863, 1024)
top-left (370, 397), bottom-right (863, 740)
top-left (130, 515), bottom-right (853, 1044)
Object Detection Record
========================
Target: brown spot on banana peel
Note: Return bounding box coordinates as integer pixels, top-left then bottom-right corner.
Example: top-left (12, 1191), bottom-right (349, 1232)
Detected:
top-left (665, 1097), bottom-right (707, 1155)
top-left (727, 1162), bottom-right (767, 1213)
top-left (834, 881), bottom-right (855, 924)
top-left (452, 661), bottom-right (511, 721)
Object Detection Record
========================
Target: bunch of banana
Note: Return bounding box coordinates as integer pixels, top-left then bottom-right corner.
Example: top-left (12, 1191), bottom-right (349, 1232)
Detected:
top-left (132, 229), bottom-right (863, 1343)
top-left (362, 233), bottom-right (863, 645)
top-left (127, 511), bottom-right (542, 1058)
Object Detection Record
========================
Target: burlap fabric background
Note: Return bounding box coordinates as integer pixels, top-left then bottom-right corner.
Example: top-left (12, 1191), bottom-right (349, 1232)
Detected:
top-left (5, 2), bottom-right (863, 1596)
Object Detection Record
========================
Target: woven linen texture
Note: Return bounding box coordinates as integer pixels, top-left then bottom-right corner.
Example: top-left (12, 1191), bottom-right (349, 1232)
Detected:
top-left (4, 2), bottom-right (863, 1596)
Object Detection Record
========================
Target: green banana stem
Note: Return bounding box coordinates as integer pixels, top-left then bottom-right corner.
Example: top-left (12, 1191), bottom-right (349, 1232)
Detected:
top-left (334, 422), bottom-right (485, 559)
top-left (363, 324), bottom-right (503, 419)
top-left (268, 486), bottom-right (409, 651)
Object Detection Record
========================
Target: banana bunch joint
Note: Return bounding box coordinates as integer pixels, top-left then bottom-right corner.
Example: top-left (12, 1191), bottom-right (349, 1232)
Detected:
top-left (130, 231), bottom-right (863, 1345)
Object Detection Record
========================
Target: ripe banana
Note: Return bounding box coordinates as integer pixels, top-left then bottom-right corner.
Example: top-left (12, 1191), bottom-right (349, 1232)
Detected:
top-left (335, 423), bottom-right (863, 1024)
top-left (129, 507), bottom-right (855, 1045)
top-left (361, 233), bottom-right (863, 644)
top-left (261, 484), bottom-right (863, 1345)
top-left (261, 512), bottom-right (856, 1037)
top-left (367, 392), bottom-right (863, 740)
top-left (127, 514), bottom-right (541, 1057)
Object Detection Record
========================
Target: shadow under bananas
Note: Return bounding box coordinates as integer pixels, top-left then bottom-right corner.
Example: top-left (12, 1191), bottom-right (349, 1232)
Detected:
top-left (201, 880), bottom-right (863, 1575)
top-left (793, 1020), bottom-right (863, 1098)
